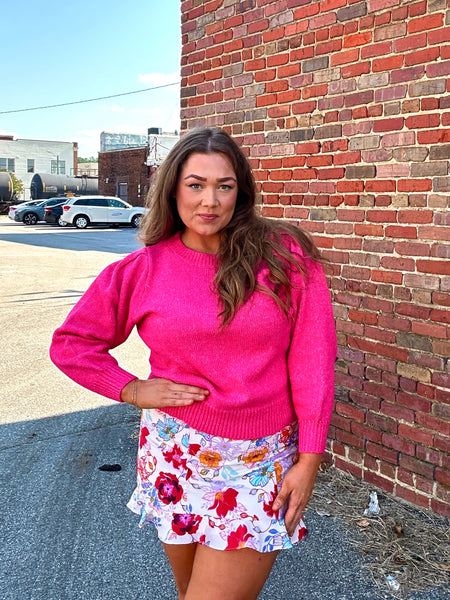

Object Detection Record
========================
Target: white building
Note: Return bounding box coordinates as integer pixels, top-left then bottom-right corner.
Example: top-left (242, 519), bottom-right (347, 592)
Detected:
top-left (0, 136), bottom-right (77, 200)
top-left (146, 131), bottom-right (179, 166)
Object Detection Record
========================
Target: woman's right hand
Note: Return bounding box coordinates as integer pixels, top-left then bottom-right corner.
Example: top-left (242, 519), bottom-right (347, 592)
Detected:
top-left (120, 378), bottom-right (209, 409)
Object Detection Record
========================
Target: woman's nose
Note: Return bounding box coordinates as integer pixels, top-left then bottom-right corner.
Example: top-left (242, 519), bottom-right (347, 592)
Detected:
top-left (201, 187), bottom-right (218, 206)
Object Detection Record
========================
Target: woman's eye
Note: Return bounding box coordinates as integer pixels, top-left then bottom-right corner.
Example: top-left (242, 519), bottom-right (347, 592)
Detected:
top-left (219, 184), bottom-right (232, 191)
top-left (189, 183), bottom-right (201, 190)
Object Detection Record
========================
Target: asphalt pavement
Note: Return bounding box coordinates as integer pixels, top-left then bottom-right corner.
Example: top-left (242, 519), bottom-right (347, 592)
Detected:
top-left (0, 217), bottom-right (448, 600)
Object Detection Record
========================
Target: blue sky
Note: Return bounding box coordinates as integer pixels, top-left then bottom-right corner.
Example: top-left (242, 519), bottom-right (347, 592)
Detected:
top-left (1, 1), bottom-right (181, 157)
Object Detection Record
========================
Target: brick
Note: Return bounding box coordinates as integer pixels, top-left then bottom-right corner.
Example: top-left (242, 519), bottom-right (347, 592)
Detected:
top-left (405, 114), bottom-right (441, 129)
top-left (382, 434), bottom-right (416, 457)
top-left (397, 393), bottom-right (432, 415)
top-left (396, 333), bottom-right (432, 353)
top-left (405, 47), bottom-right (440, 67)
top-left (412, 321), bottom-right (447, 339)
top-left (416, 413), bottom-right (450, 436)
top-left (417, 259), bottom-right (450, 276)
top-left (367, 441), bottom-right (399, 464)
top-left (302, 56), bottom-right (329, 73)
top-left (373, 118), bottom-right (404, 132)
top-left (344, 165), bottom-right (376, 179)
top-left (335, 429), bottom-right (365, 449)
top-left (344, 90), bottom-right (374, 107)
top-left (395, 241), bottom-right (430, 257)
top-left (408, 13), bottom-right (444, 34)
top-left (399, 455), bottom-right (435, 479)
top-left (396, 486), bottom-right (431, 509)
top-left (433, 177), bottom-right (450, 192)
top-left (411, 162), bottom-right (448, 177)
top-left (391, 65), bottom-right (425, 84)
top-left (363, 471), bottom-right (395, 493)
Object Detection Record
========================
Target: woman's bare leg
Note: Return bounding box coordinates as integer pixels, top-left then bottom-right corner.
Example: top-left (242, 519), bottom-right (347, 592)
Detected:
top-left (162, 542), bottom-right (198, 600)
top-left (185, 545), bottom-right (279, 600)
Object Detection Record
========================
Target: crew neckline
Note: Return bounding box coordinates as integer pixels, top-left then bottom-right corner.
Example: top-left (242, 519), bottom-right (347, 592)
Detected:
top-left (168, 232), bottom-right (218, 268)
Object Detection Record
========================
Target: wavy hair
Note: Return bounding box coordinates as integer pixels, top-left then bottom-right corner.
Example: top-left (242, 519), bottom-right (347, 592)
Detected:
top-left (139, 128), bottom-right (323, 325)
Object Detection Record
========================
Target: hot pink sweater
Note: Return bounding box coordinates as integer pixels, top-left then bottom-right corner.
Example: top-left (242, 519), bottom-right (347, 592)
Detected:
top-left (50, 232), bottom-right (336, 453)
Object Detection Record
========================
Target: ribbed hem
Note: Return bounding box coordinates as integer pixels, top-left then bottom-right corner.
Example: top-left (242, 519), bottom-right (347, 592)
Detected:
top-left (297, 419), bottom-right (331, 454)
top-left (166, 232), bottom-right (219, 269)
top-left (160, 401), bottom-right (297, 441)
top-left (94, 368), bottom-right (137, 403)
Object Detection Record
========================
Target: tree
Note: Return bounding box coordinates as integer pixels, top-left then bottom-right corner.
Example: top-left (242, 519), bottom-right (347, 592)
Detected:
top-left (0, 170), bottom-right (24, 200)
top-left (78, 156), bottom-right (98, 163)
top-left (11, 173), bottom-right (24, 200)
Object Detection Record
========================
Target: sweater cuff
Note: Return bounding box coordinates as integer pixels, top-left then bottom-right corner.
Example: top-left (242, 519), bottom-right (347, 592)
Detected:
top-left (94, 368), bottom-right (138, 403)
top-left (297, 419), bottom-right (330, 454)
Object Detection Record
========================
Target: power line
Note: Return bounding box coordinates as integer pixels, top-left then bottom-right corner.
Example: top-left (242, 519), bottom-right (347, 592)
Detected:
top-left (0, 81), bottom-right (180, 115)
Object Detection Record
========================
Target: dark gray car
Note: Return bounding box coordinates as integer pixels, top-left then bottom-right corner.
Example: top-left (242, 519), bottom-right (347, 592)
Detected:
top-left (14, 197), bottom-right (68, 225)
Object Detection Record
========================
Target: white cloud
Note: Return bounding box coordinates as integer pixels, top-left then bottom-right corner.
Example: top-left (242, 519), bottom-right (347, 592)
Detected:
top-left (66, 129), bottom-right (103, 158)
top-left (138, 72), bottom-right (180, 86)
top-left (100, 104), bottom-right (125, 112)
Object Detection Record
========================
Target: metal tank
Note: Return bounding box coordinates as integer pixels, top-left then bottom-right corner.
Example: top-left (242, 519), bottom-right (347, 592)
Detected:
top-left (0, 171), bottom-right (14, 202)
top-left (30, 174), bottom-right (98, 200)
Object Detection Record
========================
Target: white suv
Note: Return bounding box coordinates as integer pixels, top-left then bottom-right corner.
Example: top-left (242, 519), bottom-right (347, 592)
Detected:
top-left (61, 196), bottom-right (145, 229)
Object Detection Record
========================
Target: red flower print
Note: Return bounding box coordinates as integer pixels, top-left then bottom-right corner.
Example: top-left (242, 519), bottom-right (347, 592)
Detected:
top-left (209, 488), bottom-right (238, 518)
top-left (263, 486), bottom-right (280, 519)
top-left (171, 513), bottom-right (201, 536)
top-left (297, 526), bottom-right (308, 542)
top-left (226, 525), bottom-right (254, 550)
top-left (188, 443), bottom-right (201, 456)
top-left (139, 426), bottom-right (150, 449)
top-left (279, 426), bottom-right (292, 446)
top-left (155, 472), bottom-right (183, 505)
top-left (137, 452), bottom-right (157, 479)
top-left (163, 444), bottom-right (187, 471)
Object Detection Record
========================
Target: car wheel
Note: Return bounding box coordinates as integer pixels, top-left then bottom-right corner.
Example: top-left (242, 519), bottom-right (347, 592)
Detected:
top-left (131, 214), bottom-right (142, 228)
top-left (23, 212), bottom-right (38, 225)
top-left (58, 216), bottom-right (69, 227)
top-left (74, 215), bottom-right (89, 229)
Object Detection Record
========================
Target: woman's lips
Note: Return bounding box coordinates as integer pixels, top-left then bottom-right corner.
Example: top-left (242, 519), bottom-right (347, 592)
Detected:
top-left (197, 214), bottom-right (218, 222)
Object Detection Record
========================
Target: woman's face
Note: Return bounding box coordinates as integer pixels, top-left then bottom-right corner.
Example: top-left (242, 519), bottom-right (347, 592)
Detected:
top-left (175, 152), bottom-right (238, 254)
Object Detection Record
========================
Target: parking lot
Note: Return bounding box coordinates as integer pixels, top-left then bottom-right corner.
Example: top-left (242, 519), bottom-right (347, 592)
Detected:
top-left (1, 216), bottom-right (448, 600)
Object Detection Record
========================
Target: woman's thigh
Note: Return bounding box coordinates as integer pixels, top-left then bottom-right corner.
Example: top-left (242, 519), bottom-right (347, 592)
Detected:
top-left (163, 542), bottom-right (198, 597)
top-left (185, 545), bottom-right (279, 600)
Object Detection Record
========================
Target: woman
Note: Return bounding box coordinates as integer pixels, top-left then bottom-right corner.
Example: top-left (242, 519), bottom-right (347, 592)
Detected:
top-left (50, 128), bottom-right (336, 600)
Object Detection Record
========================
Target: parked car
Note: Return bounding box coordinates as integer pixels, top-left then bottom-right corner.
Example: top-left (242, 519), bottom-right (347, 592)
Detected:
top-left (60, 196), bottom-right (144, 229)
top-left (13, 197), bottom-right (68, 225)
top-left (44, 203), bottom-right (69, 227)
top-left (8, 200), bottom-right (43, 221)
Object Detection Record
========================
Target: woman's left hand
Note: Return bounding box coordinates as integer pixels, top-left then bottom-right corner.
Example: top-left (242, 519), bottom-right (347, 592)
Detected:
top-left (272, 453), bottom-right (322, 536)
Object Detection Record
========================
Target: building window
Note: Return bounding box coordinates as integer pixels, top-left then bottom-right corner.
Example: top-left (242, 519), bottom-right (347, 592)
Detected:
top-left (0, 158), bottom-right (15, 172)
top-left (27, 159), bottom-right (35, 173)
top-left (51, 159), bottom-right (66, 174)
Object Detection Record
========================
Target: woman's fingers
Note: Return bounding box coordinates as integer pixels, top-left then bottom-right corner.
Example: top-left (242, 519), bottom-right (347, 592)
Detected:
top-left (130, 378), bottom-right (209, 408)
top-left (168, 382), bottom-right (210, 402)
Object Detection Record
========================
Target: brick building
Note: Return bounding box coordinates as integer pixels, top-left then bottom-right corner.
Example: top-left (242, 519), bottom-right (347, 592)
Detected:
top-left (98, 131), bottom-right (180, 206)
top-left (98, 146), bottom-right (150, 206)
top-left (180, 0), bottom-right (450, 516)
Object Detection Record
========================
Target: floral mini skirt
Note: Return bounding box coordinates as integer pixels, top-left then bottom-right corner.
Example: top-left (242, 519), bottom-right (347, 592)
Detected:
top-left (127, 409), bottom-right (308, 553)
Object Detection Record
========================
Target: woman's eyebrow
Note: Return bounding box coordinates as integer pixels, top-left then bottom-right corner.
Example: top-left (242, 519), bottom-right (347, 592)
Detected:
top-left (183, 173), bottom-right (237, 182)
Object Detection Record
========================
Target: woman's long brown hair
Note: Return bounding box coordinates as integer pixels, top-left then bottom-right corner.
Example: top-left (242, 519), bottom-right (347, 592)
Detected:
top-left (139, 128), bottom-right (323, 325)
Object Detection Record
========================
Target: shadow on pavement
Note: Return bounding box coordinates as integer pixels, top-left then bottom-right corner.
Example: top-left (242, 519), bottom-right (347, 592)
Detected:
top-left (0, 228), bottom-right (141, 254)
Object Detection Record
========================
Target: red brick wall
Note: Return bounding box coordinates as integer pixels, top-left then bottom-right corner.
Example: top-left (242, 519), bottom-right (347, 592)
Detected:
top-left (180, 0), bottom-right (450, 517)
top-left (98, 147), bottom-right (150, 206)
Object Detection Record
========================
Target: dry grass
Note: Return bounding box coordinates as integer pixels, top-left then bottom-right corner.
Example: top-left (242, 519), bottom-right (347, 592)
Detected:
top-left (308, 465), bottom-right (450, 598)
